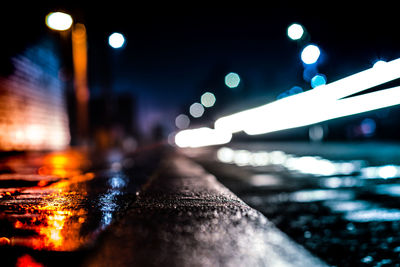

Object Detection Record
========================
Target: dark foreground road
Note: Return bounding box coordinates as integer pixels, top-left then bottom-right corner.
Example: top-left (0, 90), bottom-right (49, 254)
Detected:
top-left (0, 146), bottom-right (325, 266)
top-left (186, 142), bottom-right (400, 266)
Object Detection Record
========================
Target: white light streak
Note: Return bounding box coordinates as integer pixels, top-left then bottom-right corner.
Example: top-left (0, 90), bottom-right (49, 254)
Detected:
top-left (215, 58), bottom-right (400, 136)
top-left (245, 86), bottom-right (400, 135)
top-left (174, 127), bottom-right (232, 148)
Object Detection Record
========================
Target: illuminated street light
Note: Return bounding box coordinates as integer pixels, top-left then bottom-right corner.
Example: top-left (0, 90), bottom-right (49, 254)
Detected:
top-left (301, 44), bottom-right (321, 64)
top-left (287, 23), bottom-right (304, 40)
top-left (46, 12), bottom-right (89, 145)
top-left (108, 32), bottom-right (126, 49)
top-left (45, 12), bottom-right (73, 31)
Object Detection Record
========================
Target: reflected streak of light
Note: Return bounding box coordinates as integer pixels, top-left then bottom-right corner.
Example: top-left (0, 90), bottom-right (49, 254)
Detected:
top-left (216, 147), bottom-right (361, 177)
top-left (361, 165), bottom-right (400, 179)
top-left (249, 174), bottom-right (281, 186)
top-left (345, 208), bottom-right (400, 222)
top-left (98, 175), bottom-right (127, 229)
top-left (290, 189), bottom-right (354, 202)
top-left (16, 254), bottom-right (44, 267)
top-left (5, 151), bottom-right (96, 251)
top-left (324, 200), bottom-right (372, 213)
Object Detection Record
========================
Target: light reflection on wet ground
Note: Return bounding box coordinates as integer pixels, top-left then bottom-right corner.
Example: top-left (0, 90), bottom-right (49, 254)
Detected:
top-left (0, 151), bottom-right (94, 251)
top-left (0, 149), bottom-right (145, 266)
top-left (188, 143), bottom-right (400, 266)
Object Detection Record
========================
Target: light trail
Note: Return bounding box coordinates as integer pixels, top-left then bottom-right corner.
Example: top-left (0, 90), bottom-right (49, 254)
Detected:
top-left (215, 58), bottom-right (400, 135)
top-left (175, 58), bottom-right (400, 147)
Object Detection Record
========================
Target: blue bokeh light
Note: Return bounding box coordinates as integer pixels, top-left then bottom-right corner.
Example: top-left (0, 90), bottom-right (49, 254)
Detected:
top-left (301, 44), bottom-right (321, 64)
top-left (311, 74), bottom-right (327, 88)
top-left (225, 72), bottom-right (241, 88)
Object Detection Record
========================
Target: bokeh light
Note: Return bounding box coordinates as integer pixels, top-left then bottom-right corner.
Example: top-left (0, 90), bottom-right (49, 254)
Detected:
top-left (189, 102), bottom-right (204, 118)
top-left (311, 74), bottom-right (327, 88)
top-left (108, 32), bottom-right (126, 49)
top-left (175, 114), bottom-right (190, 129)
top-left (200, 92), bottom-right (216, 107)
top-left (45, 12), bottom-right (73, 31)
top-left (301, 44), bottom-right (321, 64)
top-left (225, 72), bottom-right (241, 88)
top-left (287, 23), bottom-right (304, 40)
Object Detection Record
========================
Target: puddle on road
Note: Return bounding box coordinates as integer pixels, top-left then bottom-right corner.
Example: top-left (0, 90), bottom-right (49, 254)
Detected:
top-left (0, 150), bottom-right (122, 252)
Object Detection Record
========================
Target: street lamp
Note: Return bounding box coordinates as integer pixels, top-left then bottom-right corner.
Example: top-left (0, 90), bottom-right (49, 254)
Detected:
top-left (46, 12), bottom-right (89, 146)
top-left (287, 23), bottom-right (304, 41)
top-left (301, 44), bottom-right (321, 65)
top-left (108, 32), bottom-right (126, 49)
top-left (45, 12), bottom-right (73, 31)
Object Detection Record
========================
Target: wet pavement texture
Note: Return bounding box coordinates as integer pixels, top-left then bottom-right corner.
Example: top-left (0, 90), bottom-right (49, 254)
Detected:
top-left (0, 147), bottom-right (161, 266)
top-left (0, 145), bottom-right (326, 266)
top-left (87, 154), bottom-right (324, 267)
top-left (186, 142), bottom-right (400, 267)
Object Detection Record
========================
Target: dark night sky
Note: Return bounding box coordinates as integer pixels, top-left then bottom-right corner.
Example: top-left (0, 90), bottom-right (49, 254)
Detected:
top-left (3, 3), bottom-right (400, 135)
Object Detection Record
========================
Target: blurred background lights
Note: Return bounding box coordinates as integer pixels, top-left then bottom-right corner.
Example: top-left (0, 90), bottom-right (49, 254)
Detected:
top-left (189, 102), bottom-right (204, 118)
top-left (200, 92), bottom-right (216, 107)
top-left (287, 23), bottom-right (304, 40)
top-left (175, 114), bottom-right (190, 129)
top-left (108, 32), bottom-right (126, 49)
top-left (360, 118), bottom-right (376, 137)
top-left (225, 72), bottom-right (241, 88)
top-left (311, 74), bottom-right (327, 88)
top-left (45, 12), bottom-right (73, 31)
top-left (301, 44), bottom-right (321, 64)
top-left (309, 125), bottom-right (325, 142)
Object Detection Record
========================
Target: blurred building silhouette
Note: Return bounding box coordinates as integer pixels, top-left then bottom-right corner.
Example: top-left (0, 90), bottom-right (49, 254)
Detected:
top-left (0, 38), bottom-right (70, 151)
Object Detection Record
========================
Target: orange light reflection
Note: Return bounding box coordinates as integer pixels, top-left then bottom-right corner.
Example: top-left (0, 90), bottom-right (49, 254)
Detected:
top-left (5, 150), bottom-right (95, 251)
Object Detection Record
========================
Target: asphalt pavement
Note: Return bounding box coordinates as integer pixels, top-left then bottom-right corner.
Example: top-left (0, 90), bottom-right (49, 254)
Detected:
top-left (0, 146), bottom-right (326, 266)
top-left (186, 142), bottom-right (400, 266)
top-left (86, 153), bottom-right (326, 266)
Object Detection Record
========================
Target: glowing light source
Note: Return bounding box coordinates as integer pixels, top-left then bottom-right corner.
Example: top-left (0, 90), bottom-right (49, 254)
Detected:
top-left (244, 85), bottom-right (400, 135)
top-left (373, 60), bottom-right (386, 68)
top-left (189, 102), bottom-right (204, 118)
top-left (45, 12), bottom-right (73, 31)
top-left (225, 72), bottom-right (241, 88)
top-left (200, 92), bottom-right (216, 107)
top-left (175, 127), bottom-right (232, 148)
top-left (215, 57), bottom-right (400, 136)
top-left (175, 114), bottom-right (190, 129)
top-left (287, 23), bottom-right (304, 40)
top-left (301, 44), bottom-right (320, 64)
top-left (108, 32), bottom-right (126, 49)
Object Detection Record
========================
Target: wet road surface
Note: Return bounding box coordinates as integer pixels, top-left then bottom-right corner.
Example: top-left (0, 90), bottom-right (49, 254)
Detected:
top-left (186, 142), bottom-right (400, 266)
top-left (87, 154), bottom-right (325, 267)
top-left (0, 145), bottom-right (327, 266)
top-left (0, 148), bottom-right (161, 266)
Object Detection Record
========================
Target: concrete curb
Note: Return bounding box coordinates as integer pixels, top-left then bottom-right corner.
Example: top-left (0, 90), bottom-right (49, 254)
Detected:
top-left (87, 153), bottom-right (327, 267)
